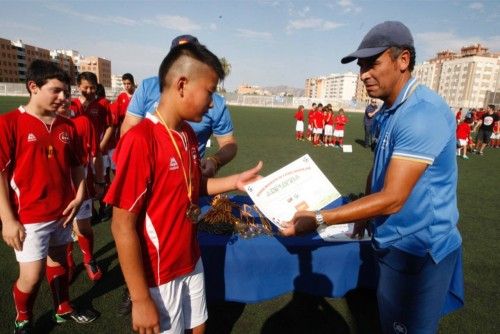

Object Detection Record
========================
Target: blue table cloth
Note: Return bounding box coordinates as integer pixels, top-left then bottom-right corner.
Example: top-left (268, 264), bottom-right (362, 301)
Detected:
top-left (198, 195), bottom-right (464, 316)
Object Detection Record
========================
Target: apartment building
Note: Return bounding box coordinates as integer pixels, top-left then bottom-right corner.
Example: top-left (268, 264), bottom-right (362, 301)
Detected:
top-left (0, 38), bottom-right (50, 83)
top-left (414, 44), bottom-right (500, 108)
top-left (305, 72), bottom-right (357, 102)
top-left (0, 37), bottom-right (112, 87)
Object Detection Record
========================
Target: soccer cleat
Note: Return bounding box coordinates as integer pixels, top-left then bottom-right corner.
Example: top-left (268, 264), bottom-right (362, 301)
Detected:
top-left (462, 155), bottom-right (469, 160)
top-left (14, 320), bottom-right (31, 334)
top-left (53, 308), bottom-right (98, 324)
top-left (84, 259), bottom-right (103, 281)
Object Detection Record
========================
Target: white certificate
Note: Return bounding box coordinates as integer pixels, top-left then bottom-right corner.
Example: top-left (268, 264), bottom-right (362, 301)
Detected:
top-left (244, 154), bottom-right (341, 229)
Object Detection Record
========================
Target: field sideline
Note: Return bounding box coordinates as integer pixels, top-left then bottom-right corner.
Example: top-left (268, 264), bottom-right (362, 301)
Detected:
top-left (0, 96), bottom-right (499, 333)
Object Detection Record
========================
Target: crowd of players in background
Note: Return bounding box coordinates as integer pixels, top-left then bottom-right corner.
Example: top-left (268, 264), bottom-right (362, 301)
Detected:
top-left (454, 104), bottom-right (499, 159)
top-left (294, 103), bottom-right (349, 148)
top-left (294, 102), bottom-right (499, 159)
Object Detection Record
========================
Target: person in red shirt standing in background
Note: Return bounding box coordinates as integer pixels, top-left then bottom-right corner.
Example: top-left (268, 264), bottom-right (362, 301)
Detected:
top-left (0, 60), bottom-right (97, 333)
top-left (68, 72), bottom-right (111, 281)
top-left (294, 105), bottom-right (305, 140)
top-left (455, 107), bottom-right (462, 124)
top-left (333, 108), bottom-right (349, 148)
top-left (110, 73), bottom-right (136, 161)
top-left (57, 88), bottom-right (105, 282)
top-left (323, 105), bottom-right (334, 147)
top-left (313, 103), bottom-right (324, 146)
top-left (306, 103), bottom-right (316, 141)
top-left (456, 114), bottom-right (473, 159)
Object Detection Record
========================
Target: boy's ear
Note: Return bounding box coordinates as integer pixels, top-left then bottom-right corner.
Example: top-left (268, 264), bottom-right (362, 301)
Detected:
top-left (27, 81), bottom-right (38, 94)
top-left (176, 76), bottom-right (188, 98)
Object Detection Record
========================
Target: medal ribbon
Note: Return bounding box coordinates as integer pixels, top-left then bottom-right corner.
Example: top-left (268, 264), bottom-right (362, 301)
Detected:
top-left (155, 109), bottom-right (193, 202)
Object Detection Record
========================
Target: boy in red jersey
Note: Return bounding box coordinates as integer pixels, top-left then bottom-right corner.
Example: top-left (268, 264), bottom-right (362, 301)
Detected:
top-left (68, 72), bottom-right (109, 281)
top-left (312, 103), bottom-right (324, 146)
top-left (456, 115), bottom-right (473, 159)
top-left (294, 105), bottom-right (305, 140)
top-left (323, 105), bottom-right (334, 147)
top-left (306, 103), bottom-right (316, 141)
top-left (105, 43), bottom-right (262, 334)
top-left (0, 60), bottom-right (97, 333)
top-left (333, 108), bottom-right (349, 148)
top-left (57, 91), bottom-right (106, 282)
top-left (109, 73), bottom-right (136, 172)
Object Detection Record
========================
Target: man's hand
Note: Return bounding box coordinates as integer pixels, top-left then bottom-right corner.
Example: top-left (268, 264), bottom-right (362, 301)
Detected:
top-left (2, 219), bottom-right (26, 251)
top-left (132, 297), bottom-right (160, 334)
top-left (200, 157), bottom-right (218, 177)
top-left (62, 198), bottom-right (83, 227)
top-left (281, 211), bottom-right (317, 237)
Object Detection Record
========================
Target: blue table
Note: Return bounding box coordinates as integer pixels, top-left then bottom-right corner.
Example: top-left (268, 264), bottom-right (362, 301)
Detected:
top-left (198, 195), bottom-right (464, 316)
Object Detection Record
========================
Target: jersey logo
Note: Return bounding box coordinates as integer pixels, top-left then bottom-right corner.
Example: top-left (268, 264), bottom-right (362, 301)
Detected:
top-left (89, 108), bottom-right (98, 115)
top-left (169, 157), bottom-right (179, 170)
top-left (59, 132), bottom-right (70, 143)
top-left (27, 133), bottom-right (37, 142)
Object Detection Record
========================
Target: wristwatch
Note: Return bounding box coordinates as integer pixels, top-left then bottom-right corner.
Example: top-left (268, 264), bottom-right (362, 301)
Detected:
top-left (315, 210), bottom-right (325, 227)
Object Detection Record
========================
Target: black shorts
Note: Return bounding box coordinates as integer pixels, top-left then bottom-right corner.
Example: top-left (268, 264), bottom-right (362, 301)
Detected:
top-left (477, 129), bottom-right (492, 142)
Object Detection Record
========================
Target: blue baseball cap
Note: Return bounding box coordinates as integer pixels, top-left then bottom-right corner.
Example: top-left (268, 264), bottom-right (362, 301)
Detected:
top-left (170, 35), bottom-right (200, 50)
top-left (341, 21), bottom-right (414, 64)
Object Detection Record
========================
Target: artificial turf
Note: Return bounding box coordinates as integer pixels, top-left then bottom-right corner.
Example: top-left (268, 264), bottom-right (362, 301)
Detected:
top-left (0, 98), bottom-right (498, 333)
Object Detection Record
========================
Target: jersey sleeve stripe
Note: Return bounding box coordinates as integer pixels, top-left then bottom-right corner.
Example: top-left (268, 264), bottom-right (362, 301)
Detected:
top-left (392, 153), bottom-right (433, 164)
top-left (128, 188), bottom-right (148, 212)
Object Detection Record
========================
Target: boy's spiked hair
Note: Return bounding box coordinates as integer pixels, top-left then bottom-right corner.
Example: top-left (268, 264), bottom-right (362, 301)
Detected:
top-left (158, 43), bottom-right (224, 93)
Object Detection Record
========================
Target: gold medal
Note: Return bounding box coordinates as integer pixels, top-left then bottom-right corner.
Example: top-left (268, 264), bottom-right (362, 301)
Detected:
top-left (186, 203), bottom-right (201, 223)
top-left (156, 109), bottom-right (200, 224)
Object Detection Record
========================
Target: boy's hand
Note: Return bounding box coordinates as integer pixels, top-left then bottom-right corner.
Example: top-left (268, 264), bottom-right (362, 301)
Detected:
top-left (2, 219), bottom-right (26, 251)
top-left (132, 297), bottom-right (160, 334)
top-left (236, 161), bottom-right (263, 191)
top-left (62, 198), bottom-right (83, 227)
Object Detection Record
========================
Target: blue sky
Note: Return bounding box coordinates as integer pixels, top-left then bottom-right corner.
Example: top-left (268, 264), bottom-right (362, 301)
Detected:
top-left (1, 0), bottom-right (499, 91)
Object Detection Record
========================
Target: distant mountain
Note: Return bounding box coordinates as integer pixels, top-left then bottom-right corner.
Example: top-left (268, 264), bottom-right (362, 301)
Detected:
top-left (262, 85), bottom-right (305, 97)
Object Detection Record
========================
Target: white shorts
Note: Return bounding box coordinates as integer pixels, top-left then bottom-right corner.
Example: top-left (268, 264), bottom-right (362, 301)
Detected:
top-left (324, 125), bottom-right (333, 136)
top-left (295, 121), bottom-right (304, 132)
top-left (15, 219), bottom-right (72, 262)
top-left (75, 199), bottom-right (93, 221)
top-left (490, 133), bottom-right (500, 140)
top-left (333, 129), bottom-right (344, 137)
top-left (458, 138), bottom-right (468, 146)
top-left (313, 127), bottom-right (323, 135)
top-left (149, 259), bottom-right (207, 333)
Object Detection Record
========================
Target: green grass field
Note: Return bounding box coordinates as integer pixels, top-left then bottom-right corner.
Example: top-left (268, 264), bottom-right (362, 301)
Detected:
top-left (0, 96), bottom-right (499, 333)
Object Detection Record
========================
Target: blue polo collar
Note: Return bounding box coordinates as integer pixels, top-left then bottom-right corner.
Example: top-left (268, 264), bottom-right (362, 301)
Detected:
top-left (379, 77), bottom-right (418, 115)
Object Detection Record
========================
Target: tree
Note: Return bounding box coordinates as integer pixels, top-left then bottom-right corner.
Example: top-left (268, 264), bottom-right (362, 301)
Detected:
top-left (219, 57), bottom-right (231, 92)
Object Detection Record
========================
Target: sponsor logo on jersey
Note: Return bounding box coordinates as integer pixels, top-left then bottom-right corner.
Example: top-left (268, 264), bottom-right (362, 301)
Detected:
top-left (27, 133), bottom-right (37, 142)
top-left (169, 157), bottom-right (179, 170)
top-left (59, 132), bottom-right (70, 143)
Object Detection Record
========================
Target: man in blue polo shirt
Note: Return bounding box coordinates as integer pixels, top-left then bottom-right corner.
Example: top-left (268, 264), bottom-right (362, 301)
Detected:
top-left (121, 35), bottom-right (237, 178)
top-left (282, 21), bottom-right (462, 333)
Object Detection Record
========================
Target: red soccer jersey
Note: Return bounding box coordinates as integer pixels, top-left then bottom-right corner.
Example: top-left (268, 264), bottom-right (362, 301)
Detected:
top-left (109, 92), bottom-right (132, 149)
top-left (334, 115), bottom-right (349, 130)
top-left (325, 113), bottom-right (334, 126)
top-left (294, 109), bottom-right (304, 121)
top-left (456, 122), bottom-right (471, 140)
top-left (0, 107), bottom-right (82, 224)
top-left (70, 114), bottom-right (98, 167)
top-left (104, 114), bottom-right (201, 287)
top-left (307, 109), bottom-right (315, 125)
top-left (70, 98), bottom-right (111, 143)
top-left (314, 111), bottom-right (325, 129)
